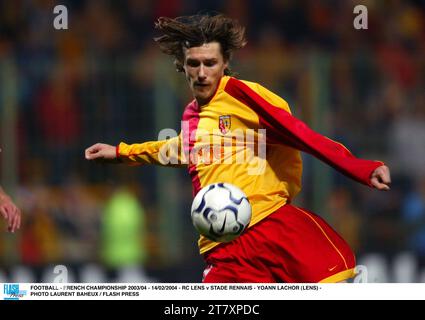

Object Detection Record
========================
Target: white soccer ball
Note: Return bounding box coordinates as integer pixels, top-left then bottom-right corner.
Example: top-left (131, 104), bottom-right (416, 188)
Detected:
top-left (191, 183), bottom-right (252, 242)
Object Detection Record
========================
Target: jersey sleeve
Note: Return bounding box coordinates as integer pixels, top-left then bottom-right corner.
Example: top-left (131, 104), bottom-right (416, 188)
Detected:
top-left (225, 78), bottom-right (384, 187)
top-left (117, 134), bottom-right (186, 168)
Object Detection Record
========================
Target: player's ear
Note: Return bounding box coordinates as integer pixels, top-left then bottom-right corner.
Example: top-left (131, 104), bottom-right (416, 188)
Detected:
top-left (223, 60), bottom-right (229, 74)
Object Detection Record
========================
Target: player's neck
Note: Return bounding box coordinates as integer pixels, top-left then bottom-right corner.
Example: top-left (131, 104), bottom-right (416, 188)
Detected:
top-left (196, 97), bottom-right (210, 107)
top-left (195, 77), bottom-right (223, 107)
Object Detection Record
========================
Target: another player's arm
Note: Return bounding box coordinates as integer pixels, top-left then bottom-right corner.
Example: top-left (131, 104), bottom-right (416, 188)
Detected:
top-left (225, 78), bottom-right (390, 190)
top-left (85, 134), bottom-right (186, 168)
top-left (0, 185), bottom-right (21, 233)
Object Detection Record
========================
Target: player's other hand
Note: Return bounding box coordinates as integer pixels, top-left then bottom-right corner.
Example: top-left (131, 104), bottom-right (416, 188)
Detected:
top-left (85, 143), bottom-right (120, 163)
top-left (370, 165), bottom-right (391, 191)
top-left (0, 194), bottom-right (21, 233)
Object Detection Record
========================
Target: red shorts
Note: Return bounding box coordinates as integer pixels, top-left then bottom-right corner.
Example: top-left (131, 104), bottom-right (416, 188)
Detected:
top-left (202, 204), bottom-right (356, 283)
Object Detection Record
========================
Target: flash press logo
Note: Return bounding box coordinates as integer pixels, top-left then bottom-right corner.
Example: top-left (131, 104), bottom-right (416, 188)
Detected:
top-left (3, 284), bottom-right (27, 300)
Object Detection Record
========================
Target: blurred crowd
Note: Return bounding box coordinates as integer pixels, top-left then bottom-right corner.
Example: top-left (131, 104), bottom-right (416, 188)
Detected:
top-left (0, 0), bottom-right (425, 282)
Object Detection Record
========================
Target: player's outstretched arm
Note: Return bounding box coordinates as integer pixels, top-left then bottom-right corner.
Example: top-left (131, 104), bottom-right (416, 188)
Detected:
top-left (0, 186), bottom-right (21, 233)
top-left (370, 165), bottom-right (391, 191)
top-left (85, 143), bottom-right (121, 164)
top-left (224, 78), bottom-right (387, 187)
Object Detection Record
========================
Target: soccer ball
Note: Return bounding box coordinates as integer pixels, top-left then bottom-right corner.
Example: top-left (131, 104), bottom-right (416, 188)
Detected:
top-left (191, 183), bottom-right (252, 243)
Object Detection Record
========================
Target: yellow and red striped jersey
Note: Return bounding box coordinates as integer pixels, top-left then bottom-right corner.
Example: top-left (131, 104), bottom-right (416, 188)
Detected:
top-left (118, 76), bottom-right (383, 254)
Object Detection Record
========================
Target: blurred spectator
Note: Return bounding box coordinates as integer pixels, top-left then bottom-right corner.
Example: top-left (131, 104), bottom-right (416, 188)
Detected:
top-left (390, 91), bottom-right (425, 178)
top-left (34, 63), bottom-right (82, 184)
top-left (101, 187), bottom-right (147, 281)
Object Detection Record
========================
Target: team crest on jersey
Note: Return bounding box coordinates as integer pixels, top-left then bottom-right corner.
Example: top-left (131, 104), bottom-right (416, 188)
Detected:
top-left (219, 115), bottom-right (231, 134)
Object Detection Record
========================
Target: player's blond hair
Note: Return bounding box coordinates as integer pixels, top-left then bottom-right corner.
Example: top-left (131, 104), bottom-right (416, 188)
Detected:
top-left (154, 14), bottom-right (247, 75)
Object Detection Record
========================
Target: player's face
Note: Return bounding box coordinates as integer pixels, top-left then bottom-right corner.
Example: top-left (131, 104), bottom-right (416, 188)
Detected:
top-left (183, 42), bottom-right (228, 106)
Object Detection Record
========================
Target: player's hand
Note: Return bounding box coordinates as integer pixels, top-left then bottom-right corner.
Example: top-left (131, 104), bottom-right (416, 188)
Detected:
top-left (370, 165), bottom-right (391, 191)
top-left (85, 143), bottom-right (121, 163)
top-left (0, 194), bottom-right (21, 233)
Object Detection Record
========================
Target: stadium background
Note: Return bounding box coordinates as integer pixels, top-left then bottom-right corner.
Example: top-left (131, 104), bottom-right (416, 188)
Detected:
top-left (0, 0), bottom-right (424, 283)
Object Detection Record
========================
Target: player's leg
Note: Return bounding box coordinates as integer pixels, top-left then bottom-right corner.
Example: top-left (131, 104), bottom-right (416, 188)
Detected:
top-left (201, 222), bottom-right (276, 283)
top-left (266, 204), bottom-right (356, 283)
top-left (202, 203), bottom-right (356, 283)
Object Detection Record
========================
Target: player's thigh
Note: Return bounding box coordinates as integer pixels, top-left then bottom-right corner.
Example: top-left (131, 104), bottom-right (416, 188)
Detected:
top-left (202, 237), bottom-right (275, 283)
top-left (269, 205), bottom-right (356, 282)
